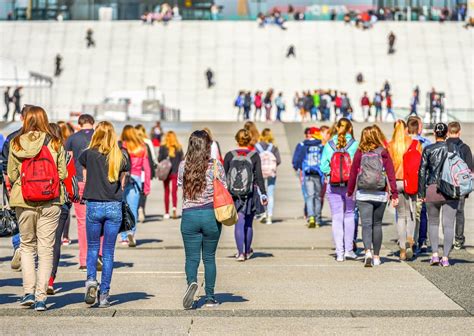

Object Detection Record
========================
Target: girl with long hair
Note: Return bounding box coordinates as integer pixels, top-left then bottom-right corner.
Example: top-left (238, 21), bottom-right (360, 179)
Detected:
top-left (135, 124), bottom-right (158, 222)
top-left (388, 120), bottom-right (420, 260)
top-left (7, 106), bottom-right (67, 311)
top-left (159, 131), bottom-right (184, 219)
top-left (320, 118), bottom-right (359, 262)
top-left (255, 128), bottom-right (281, 224)
top-left (178, 130), bottom-right (226, 309)
top-left (79, 121), bottom-right (129, 308)
top-left (418, 123), bottom-right (458, 267)
top-left (224, 129), bottom-right (267, 261)
top-left (244, 121), bottom-right (260, 150)
top-left (347, 126), bottom-right (398, 267)
top-left (263, 89), bottom-right (274, 122)
top-left (120, 125), bottom-right (151, 246)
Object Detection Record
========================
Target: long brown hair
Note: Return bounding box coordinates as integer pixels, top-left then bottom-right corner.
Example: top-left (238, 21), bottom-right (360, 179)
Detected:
top-left (57, 121), bottom-right (74, 141)
top-left (244, 121), bottom-right (260, 147)
top-left (12, 105), bottom-right (61, 152)
top-left (49, 123), bottom-right (64, 145)
top-left (183, 130), bottom-right (211, 200)
top-left (121, 125), bottom-right (146, 157)
top-left (334, 118), bottom-right (354, 149)
top-left (359, 126), bottom-right (386, 153)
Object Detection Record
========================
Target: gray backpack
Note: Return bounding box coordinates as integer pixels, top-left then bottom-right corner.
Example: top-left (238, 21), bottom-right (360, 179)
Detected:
top-left (438, 148), bottom-right (473, 199)
top-left (357, 147), bottom-right (387, 191)
top-left (227, 150), bottom-right (255, 197)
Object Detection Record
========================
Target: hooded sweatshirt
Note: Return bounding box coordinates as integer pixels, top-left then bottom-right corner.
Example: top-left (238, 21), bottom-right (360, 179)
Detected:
top-left (7, 131), bottom-right (67, 209)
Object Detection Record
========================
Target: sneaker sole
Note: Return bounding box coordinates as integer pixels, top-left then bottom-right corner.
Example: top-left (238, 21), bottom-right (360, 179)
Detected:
top-left (406, 248), bottom-right (414, 259)
top-left (364, 257), bottom-right (373, 267)
top-left (127, 233), bottom-right (136, 247)
top-left (183, 283), bottom-right (198, 310)
top-left (47, 288), bottom-right (55, 295)
top-left (35, 306), bottom-right (46, 311)
top-left (85, 284), bottom-right (98, 305)
top-left (11, 251), bottom-right (21, 270)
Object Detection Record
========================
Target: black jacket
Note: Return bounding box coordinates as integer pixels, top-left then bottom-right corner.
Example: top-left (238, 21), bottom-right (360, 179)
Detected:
top-left (446, 138), bottom-right (473, 171)
top-left (418, 141), bottom-right (448, 198)
top-left (0, 129), bottom-right (21, 176)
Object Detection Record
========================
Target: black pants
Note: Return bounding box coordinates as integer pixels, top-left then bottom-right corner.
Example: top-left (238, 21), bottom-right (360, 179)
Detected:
top-left (455, 196), bottom-right (466, 244)
top-left (51, 203), bottom-right (71, 279)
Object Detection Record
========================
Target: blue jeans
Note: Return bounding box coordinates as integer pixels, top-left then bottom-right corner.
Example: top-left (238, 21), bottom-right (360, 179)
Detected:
top-left (12, 233), bottom-right (20, 250)
top-left (304, 174), bottom-right (322, 222)
top-left (86, 201), bottom-right (121, 294)
top-left (121, 175), bottom-right (141, 241)
top-left (265, 177), bottom-right (276, 217)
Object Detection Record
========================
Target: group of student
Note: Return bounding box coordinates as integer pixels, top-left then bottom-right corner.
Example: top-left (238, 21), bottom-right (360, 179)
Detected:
top-left (1, 106), bottom-right (189, 311)
top-left (292, 116), bottom-right (472, 267)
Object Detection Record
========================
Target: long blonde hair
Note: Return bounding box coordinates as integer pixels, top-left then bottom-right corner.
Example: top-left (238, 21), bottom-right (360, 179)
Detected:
top-left (163, 131), bottom-right (182, 158)
top-left (89, 121), bottom-right (123, 182)
top-left (121, 125), bottom-right (146, 157)
top-left (389, 120), bottom-right (408, 169)
top-left (335, 118), bottom-right (353, 149)
top-left (135, 124), bottom-right (149, 140)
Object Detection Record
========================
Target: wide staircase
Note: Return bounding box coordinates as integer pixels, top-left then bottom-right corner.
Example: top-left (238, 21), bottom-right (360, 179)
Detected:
top-left (0, 21), bottom-right (472, 120)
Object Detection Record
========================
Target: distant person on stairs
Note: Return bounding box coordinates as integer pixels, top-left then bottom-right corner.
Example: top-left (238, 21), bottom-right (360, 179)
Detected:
top-left (205, 68), bottom-right (214, 88)
top-left (86, 28), bottom-right (95, 48)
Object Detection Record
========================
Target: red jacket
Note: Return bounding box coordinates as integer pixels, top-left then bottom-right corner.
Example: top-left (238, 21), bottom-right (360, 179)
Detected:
top-left (347, 148), bottom-right (398, 199)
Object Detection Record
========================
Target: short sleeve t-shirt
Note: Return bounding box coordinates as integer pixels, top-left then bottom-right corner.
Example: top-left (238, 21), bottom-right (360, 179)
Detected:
top-left (78, 148), bottom-right (128, 202)
top-left (65, 129), bottom-right (94, 182)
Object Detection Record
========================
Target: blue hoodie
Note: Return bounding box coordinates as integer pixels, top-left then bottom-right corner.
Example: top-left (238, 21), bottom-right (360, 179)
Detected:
top-left (292, 139), bottom-right (324, 172)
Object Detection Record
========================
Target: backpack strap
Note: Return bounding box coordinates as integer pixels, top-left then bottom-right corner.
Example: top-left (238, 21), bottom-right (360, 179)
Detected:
top-left (328, 140), bottom-right (337, 151)
top-left (267, 143), bottom-right (273, 152)
top-left (255, 143), bottom-right (263, 153)
top-left (344, 138), bottom-right (355, 151)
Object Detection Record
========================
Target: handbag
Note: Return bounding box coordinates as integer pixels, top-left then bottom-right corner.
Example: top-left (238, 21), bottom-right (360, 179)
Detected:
top-left (120, 201), bottom-right (136, 233)
top-left (213, 161), bottom-right (238, 226)
top-left (0, 185), bottom-right (19, 237)
top-left (156, 157), bottom-right (172, 181)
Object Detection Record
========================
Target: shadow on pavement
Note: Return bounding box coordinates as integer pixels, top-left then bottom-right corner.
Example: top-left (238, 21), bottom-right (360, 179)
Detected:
top-left (249, 252), bottom-right (274, 259)
top-left (111, 291), bottom-right (154, 306)
top-left (0, 293), bottom-right (19, 304)
top-left (137, 239), bottom-right (163, 246)
top-left (54, 280), bottom-right (85, 294)
top-left (0, 277), bottom-right (22, 287)
top-left (114, 261), bottom-right (134, 268)
top-left (0, 256), bottom-right (12, 263)
top-left (49, 293), bottom-right (84, 309)
top-left (195, 292), bottom-right (249, 308)
top-left (144, 215), bottom-right (163, 222)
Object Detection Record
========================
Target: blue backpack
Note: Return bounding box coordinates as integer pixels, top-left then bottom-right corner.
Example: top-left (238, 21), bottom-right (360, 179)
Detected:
top-left (302, 143), bottom-right (323, 175)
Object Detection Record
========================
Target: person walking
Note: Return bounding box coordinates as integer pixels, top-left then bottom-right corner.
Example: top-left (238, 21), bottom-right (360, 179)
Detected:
top-left (3, 87), bottom-right (11, 121)
top-left (205, 68), bottom-right (214, 88)
top-left (120, 126), bottom-right (151, 246)
top-left (8, 106), bottom-right (66, 311)
top-left (320, 118), bottom-right (359, 261)
top-left (79, 121), bottom-right (129, 308)
top-left (286, 45), bottom-right (296, 58)
top-left (255, 128), bottom-right (281, 225)
top-left (178, 130), bottom-right (225, 309)
top-left (274, 92), bottom-right (285, 122)
top-left (47, 123), bottom-right (79, 295)
top-left (418, 123), bottom-right (459, 267)
top-left (150, 121), bottom-right (163, 157)
top-left (243, 92), bottom-right (252, 120)
top-left (54, 54), bottom-right (63, 77)
top-left (347, 126), bottom-right (398, 267)
top-left (224, 129), bottom-right (267, 262)
top-left (373, 91), bottom-right (383, 122)
top-left (13, 87), bottom-right (22, 118)
top-left (263, 90), bottom-right (273, 122)
top-left (254, 91), bottom-right (263, 122)
top-left (244, 121), bottom-right (260, 150)
top-left (385, 94), bottom-right (395, 121)
top-left (65, 114), bottom-right (95, 270)
top-left (234, 91), bottom-right (244, 121)
top-left (292, 127), bottom-right (324, 228)
top-left (388, 31), bottom-right (396, 54)
top-left (388, 120), bottom-right (419, 260)
top-left (360, 92), bottom-right (371, 122)
top-left (159, 131), bottom-right (184, 219)
top-left (446, 122), bottom-right (473, 250)
top-left (86, 28), bottom-right (95, 48)
top-left (135, 124), bottom-right (157, 223)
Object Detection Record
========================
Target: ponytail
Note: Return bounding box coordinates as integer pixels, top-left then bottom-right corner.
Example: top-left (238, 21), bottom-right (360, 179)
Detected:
top-left (335, 118), bottom-right (353, 150)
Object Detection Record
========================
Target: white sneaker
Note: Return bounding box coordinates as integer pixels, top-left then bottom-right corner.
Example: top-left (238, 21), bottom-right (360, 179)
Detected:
top-left (163, 213), bottom-right (170, 220)
top-left (364, 251), bottom-right (373, 268)
top-left (265, 216), bottom-right (273, 225)
top-left (336, 254), bottom-right (345, 262)
top-left (344, 251), bottom-right (358, 260)
top-left (373, 257), bottom-right (382, 266)
top-left (138, 208), bottom-right (145, 223)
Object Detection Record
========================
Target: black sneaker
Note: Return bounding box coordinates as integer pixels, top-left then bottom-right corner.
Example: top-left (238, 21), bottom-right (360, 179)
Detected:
top-left (182, 282), bottom-right (198, 310)
top-left (454, 241), bottom-right (464, 250)
top-left (204, 297), bottom-right (220, 308)
top-left (34, 301), bottom-right (47, 311)
top-left (84, 279), bottom-right (99, 305)
top-left (20, 293), bottom-right (35, 307)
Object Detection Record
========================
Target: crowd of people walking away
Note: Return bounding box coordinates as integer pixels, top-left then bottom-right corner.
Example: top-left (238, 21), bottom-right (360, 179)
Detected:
top-left (360, 84), bottom-right (395, 122)
top-left (1, 104), bottom-right (473, 311)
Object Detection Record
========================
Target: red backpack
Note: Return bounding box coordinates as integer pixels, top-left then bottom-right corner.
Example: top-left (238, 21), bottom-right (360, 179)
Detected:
top-left (63, 152), bottom-right (79, 203)
top-left (21, 139), bottom-right (60, 202)
top-left (403, 140), bottom-right (422, 195)
top-left (328, 139), bottom-right (355, 186)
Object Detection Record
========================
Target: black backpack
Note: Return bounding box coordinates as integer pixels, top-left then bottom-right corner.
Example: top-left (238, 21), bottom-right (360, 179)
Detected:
top-left (227, 150), bottom-right (255, 197)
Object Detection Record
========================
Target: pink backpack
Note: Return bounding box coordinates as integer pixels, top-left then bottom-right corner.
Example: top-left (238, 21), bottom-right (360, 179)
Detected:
top-left (255, 143), bottom-right (277, 178)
